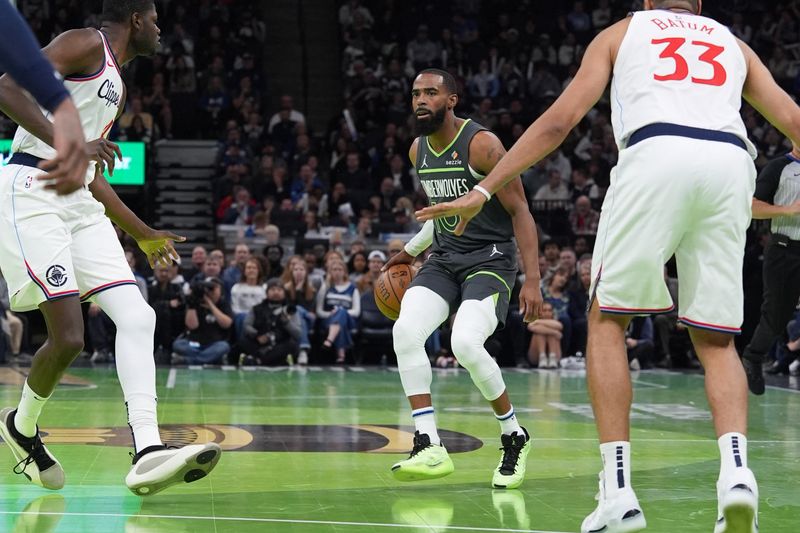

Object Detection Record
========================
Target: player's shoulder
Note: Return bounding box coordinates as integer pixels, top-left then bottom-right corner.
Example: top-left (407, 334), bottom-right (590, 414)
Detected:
top-left (409, 137), bottom-right (421, 162)
top-left (49, 28), bottom-right (103, 49)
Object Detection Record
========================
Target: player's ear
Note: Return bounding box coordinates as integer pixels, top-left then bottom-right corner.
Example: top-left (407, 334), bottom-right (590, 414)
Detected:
top-left (447, 93), bottom-right (458, 111)
top-left (131, 12), bottom-right (143, 30)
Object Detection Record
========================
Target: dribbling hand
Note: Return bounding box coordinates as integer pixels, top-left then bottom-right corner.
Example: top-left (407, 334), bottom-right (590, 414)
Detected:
top-left (381, 249), bottom-right (415, 272)
top-left (415, 189), bottom-right (487, 236)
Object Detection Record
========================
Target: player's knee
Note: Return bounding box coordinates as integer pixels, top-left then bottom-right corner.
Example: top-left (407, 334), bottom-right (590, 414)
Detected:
top-left (393, 316), bottom-right (426, 355)
top-left (450, 327), bottom-right (485, 367)
top-left (120, 301), bottom-right (156, 335)
top-left (55, 332), bottom-right (84, 358)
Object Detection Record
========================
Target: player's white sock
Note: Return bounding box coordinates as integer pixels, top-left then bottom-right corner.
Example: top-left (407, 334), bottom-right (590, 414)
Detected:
top-left (600, 441), bottom-right (631, 494)
top-left (15, 380), bottom-right (49, 438)
top-left (718, 432), bottom-right (748, 480)
top-left (411, 407), bottom-right (440, 445)
top-left (495, 406), bottom-right (523, 436)
top-left (95, 286), bottom-right (163, 453)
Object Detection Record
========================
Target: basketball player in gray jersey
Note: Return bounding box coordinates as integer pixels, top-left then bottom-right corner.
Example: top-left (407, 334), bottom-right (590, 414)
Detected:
top-left (383, 69), bottom-right (542, 488)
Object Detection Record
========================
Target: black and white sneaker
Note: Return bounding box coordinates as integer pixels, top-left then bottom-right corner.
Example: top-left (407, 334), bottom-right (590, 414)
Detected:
top-left (714, 468), bottom-right (759, 533)
top-left (125, 442), bottom-right (222, 496)
top-left (0, 407), bottom-right (65, 490)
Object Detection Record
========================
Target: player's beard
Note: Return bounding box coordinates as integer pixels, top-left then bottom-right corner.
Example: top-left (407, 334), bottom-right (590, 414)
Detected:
top-left (413, 107), bottom-right (446, 136)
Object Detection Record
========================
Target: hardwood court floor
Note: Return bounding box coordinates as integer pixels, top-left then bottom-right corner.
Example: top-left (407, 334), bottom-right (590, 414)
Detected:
top-left (0, 365), bottom-right (797, 532)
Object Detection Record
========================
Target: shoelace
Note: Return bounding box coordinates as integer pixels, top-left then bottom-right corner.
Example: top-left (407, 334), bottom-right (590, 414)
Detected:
top-left (13, 436), bottom-right (54, 475)
top-left (498, 437), bottom-right (524, 475)
top-left (408, 434), bottom-right (432, 458)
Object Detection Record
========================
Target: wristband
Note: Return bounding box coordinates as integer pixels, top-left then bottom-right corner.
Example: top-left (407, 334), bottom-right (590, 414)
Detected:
top-left (473, 184), bottom-right (492, 201)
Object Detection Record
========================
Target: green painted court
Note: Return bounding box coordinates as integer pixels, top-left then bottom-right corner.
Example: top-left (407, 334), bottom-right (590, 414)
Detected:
top-left (0, 366), bottom-right (797, 532)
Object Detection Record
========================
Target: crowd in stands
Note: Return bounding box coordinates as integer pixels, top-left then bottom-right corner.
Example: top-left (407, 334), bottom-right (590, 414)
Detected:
top-left (3, 0), bottom-right (800, 373)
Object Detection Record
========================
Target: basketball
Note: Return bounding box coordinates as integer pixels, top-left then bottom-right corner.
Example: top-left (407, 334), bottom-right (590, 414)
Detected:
top-left (374, 264), bottom-right (414, 320)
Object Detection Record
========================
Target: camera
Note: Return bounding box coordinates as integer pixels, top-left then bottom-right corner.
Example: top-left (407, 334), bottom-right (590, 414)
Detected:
top-left (187, 279), bottom-right (216, 308)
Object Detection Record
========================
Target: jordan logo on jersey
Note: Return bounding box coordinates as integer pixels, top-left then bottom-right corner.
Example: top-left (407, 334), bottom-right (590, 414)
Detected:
top-left (98, 79), bottom-right (121, 108)
top-left (420, 154), bottom-right (429, 168)
top-left (490, 244), bottom-right (503, 257)
top-left (46, 265), bottom-right (68, 287)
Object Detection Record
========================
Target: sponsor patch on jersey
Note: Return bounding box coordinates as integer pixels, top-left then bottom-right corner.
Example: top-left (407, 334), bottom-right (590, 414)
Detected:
top-left (46, 265), bottom-right (68, 287)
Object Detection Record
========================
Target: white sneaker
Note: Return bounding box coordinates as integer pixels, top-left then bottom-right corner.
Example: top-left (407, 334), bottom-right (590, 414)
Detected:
top-left (125, 443), bottom-right (221, 496)
top-left (297, 350), bottom-right (309, 365)
top-left (549, 356), bottom-right (560, 369)
top-left (581, 471), bottom-right (646, 533)
top-left (0, 407), bottom-right (65, 490)
top-left (714, 468), bottom-right (759, 533)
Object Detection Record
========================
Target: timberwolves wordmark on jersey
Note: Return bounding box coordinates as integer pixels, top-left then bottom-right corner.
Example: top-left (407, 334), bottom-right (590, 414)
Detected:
top-left (415, 119), bottom-right (513, 254)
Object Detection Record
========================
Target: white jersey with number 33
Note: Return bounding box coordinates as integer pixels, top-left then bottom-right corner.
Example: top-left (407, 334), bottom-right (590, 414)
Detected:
top-left (611, 10), bottom-right (756, 157)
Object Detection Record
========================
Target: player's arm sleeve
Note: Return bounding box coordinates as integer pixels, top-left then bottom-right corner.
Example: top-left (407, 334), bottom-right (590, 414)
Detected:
top-left (404, 220), bottom-right (434, 256)
top-left (753, 157), bottom-right (788, 203)
top-left (0, 2), bottom-right (70, 113)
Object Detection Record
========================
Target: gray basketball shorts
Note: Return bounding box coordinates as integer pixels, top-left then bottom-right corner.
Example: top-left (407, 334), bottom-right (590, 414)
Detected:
top-left (410, 241), bottom-right (517, 327)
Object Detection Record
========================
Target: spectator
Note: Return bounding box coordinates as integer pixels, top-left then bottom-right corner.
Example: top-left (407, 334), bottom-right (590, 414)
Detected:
top-left (357, 250), bottom-right (386, 293)
top-left (534, 169), bottom-right (570, 201)
top-left (262, 244), bottom-right (285, 277)
top-left (543, 265), bottom-right (572, 354)
top-left (172, 277), bottom-right (233, 365)
top-left (239, 279), bottom-right (301, 366)
top-left (527, 301), bottom-right (563, 368)
top-left (268, 94), bottom-right (306, 133)
top-left (569, 195), bottom-right (600, 236)
top-left (148, 264), bottom-right (185, 358)
top-left (316, 259), bottom-right (360, 364)
top-left (222, 187), bottom-right (257, 225)
top-left (570, 167), bottom-right (600, 201)
top-left (183, 246), bottom-right (207, 281)
top-left (230, 256), bottom-right (266, 320)
top-left (406, 24), bottom-right (440, 71)
top-left (282, 256), bottom-right (318, 365)
top-left (347, 251), bottom-right (368, 282)
top-left (626, 316), bottom-right (655, 371)
top-left (222, 243), bottom-right (252, 297)
top-left (567, 258), bottom-right (592, 356)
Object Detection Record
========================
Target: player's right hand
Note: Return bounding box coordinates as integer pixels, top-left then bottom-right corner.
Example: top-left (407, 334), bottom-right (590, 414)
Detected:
top-left (37, 98), bottom-right (88, 195)
top-left (86, 138), bottom-right (122, 176)
top-left (381, 249), bottom-right (414, 272)
top-left (415, 189), bottom-right (487, 236)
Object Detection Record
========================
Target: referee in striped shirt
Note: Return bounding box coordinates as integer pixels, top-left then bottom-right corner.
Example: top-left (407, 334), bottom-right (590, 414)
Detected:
top-left (742, 148), bottom-right (800, 395)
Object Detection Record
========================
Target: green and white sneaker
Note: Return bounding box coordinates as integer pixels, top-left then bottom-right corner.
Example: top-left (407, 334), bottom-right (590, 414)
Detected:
top-left (125, 443), bottom-right (221, 496)
top-left (391, 431), bottom-right (454, 481)
top-left (492, 427), bottom-right (531, 489)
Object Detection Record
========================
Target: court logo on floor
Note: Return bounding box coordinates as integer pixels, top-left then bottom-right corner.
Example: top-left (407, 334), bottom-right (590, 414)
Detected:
top-left (30, 424), bottom-right (483, 453)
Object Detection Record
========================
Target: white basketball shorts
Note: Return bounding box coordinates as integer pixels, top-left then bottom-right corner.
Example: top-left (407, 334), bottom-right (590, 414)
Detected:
top-left (0, 163), bottom-right (137, 312)
top-left (590, 135), bottom-right (756, 334)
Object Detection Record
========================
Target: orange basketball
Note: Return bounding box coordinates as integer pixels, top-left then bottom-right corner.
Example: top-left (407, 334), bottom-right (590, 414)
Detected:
top-left (374, 264), bottom-right (415, 320)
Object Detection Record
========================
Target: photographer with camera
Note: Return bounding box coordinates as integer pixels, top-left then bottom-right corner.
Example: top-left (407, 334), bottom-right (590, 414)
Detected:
top-left (239, 278), bottom-right (302, 366)
top-left (171, 277), bottom-right (233, 365)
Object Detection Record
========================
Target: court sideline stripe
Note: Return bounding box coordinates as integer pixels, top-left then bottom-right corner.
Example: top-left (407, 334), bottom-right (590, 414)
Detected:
top-left (0, 511), bottom-right (572, 532)
top-left (166, 368), bottom-right (177, 389)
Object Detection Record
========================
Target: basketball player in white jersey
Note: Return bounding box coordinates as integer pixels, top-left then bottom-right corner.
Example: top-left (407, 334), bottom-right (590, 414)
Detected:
top-left (0, 1), bottom-right (220, 496)
top-left (417, 1), bottom-right (800, 531)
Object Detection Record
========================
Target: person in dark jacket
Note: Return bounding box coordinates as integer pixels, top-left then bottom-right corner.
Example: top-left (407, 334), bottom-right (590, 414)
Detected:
top-left (239, 278), bottom-right (301, 365)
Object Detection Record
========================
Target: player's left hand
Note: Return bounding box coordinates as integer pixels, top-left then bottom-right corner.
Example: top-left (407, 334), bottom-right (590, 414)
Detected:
top-left (137, 229), bottom-right (186, 268)
top-left (415, 189), bottom-right (487, 236)
top-left (519, 277), bottom-right (543, 323)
